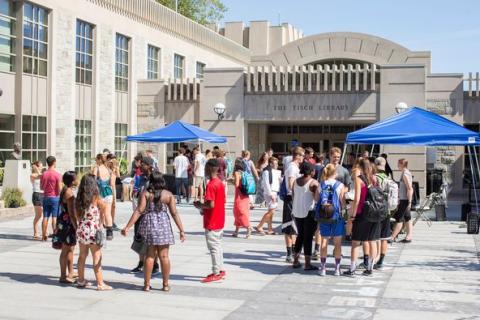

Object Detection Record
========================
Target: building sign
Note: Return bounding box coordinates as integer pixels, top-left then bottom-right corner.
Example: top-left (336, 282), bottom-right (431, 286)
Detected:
top-left (245, 93), bottom-right (377, 121)
top-left (426, 99), bottom-right (454, 115)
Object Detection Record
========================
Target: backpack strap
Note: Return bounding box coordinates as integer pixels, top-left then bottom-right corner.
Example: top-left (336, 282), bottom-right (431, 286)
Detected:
top-left (359, 175), bottom-right (369, 187)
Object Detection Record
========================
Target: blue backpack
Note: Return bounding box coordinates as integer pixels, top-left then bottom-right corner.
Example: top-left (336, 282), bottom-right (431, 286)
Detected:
top-left (315, 181), bottom-right (341, 223)
top-left (240, 171), bottom-right (256, 195)
top-left (278, 176), bottom-right (288, 201)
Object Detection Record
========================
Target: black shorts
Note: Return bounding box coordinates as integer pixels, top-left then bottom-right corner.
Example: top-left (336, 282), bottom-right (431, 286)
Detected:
top-left (32, 192), bottom-right (43, 207)
top-left (394, 200), bottom-right (411, 223)
top-left (352, 214), bottom-right (380, 241)
top-left (281, 195), bottom-right (296, 235)
top-left (380, 217), bottom-right (392, 240)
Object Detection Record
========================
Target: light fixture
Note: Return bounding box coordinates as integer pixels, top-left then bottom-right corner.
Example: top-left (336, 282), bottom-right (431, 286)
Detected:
top-left (213, 102), bottom-right (226, 120)
top-left (395, 102), bottom-right (409, 114)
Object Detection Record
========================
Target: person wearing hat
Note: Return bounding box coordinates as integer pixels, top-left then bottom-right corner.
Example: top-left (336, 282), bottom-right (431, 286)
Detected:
top-left (373, 156), bottom-right (392, 269)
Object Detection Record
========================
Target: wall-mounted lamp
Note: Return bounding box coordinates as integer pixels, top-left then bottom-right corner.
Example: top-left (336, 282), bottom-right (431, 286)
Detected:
top-left (213, 102), bottom-right (226, 120)
top-left (395, 102), bottom-right (409, 114)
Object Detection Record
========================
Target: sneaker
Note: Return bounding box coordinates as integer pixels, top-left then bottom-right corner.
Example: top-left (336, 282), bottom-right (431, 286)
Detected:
top-left (374, 263), bottom-right (383, 270)
top-left (152, 263), bottom-right (159, 275)
top-left (311, 251), bottom-right (319, 260)
top-left (201, 273), bottom-right (223, 283)
top-left (358, 262), bottom-right (367, 270)
top-left (112, 223), bottom-right (119, 231)
top-left (285, 255), bottom-right (293, 263)
top-left (362, 269), bottom-right (373, 276)
top-left (334, 268), bottom-right (341, 276)
top-left (219, 270), bottom-right (226, 279)
top-left (106, 228), bottom-right (113, 241)
top-left (130, 263), bottom-right (143, 274)
top-left (343, 269), bottom-right (356, 277)
top-left (319, 268), bottom-right (326, 276)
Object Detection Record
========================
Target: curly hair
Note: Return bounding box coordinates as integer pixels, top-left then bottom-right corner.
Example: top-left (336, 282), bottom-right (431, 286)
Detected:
top-left (147, 171), bottom-right (166, 204)
top-left (75, 174), bottom-right (99, 217)
top-left (60, 171), bottom-right (76, 203)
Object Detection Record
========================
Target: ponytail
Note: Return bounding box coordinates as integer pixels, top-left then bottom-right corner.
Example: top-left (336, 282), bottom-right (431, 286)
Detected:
top-left (321, 163), bottom-right (336, 181)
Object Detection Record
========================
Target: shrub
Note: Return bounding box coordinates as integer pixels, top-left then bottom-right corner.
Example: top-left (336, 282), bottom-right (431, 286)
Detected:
top-left (118, 157), bottom-right (129, 176)
top-left (1, 188), bottom-right (27, 208)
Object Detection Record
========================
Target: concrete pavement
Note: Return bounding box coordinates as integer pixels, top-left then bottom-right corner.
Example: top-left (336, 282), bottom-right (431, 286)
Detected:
top-left (0, 201), bottom-right (479, 320)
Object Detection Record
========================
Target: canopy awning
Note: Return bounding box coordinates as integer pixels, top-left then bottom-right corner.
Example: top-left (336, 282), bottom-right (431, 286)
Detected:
top-left (346, 107), bottom-right (480, 146)
top-left (126, 120), bottom-right (227, 143)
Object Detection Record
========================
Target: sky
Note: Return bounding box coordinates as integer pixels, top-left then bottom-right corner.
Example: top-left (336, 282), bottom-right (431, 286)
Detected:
top-left (220, 0), bottom-right (480, 75)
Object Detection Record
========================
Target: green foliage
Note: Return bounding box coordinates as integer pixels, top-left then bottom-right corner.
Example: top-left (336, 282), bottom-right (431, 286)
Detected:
top-left (156, 0), bottom-right (227, 25)
top-left (1, 188), bottom-right (27, 208)
top-left (0, 160), bottom-right (4, 185)
top-left (118, 157), bottom-right (129, 176)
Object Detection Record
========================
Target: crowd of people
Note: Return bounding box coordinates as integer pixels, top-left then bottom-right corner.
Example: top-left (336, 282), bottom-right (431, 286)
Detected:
top-left (28, 143), bottom-right (414, 290)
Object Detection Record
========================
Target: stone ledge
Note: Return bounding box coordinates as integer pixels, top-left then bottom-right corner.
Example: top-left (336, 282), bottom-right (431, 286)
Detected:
top-left (0, 205), bottom-right (34, 220)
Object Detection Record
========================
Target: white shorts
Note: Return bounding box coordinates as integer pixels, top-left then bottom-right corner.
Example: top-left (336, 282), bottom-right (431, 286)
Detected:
top-left (102, 195), bottom-right (113, 204)
top-left (264, 192), bottom-right (278, 210)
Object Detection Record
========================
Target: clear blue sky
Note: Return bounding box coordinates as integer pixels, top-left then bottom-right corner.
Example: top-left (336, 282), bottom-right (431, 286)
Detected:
top-left (221, 0), bottom-right (480, 75)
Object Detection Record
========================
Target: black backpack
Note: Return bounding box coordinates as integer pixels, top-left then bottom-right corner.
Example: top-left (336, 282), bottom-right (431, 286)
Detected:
top-left (359, 175), bottom-right (388, 223)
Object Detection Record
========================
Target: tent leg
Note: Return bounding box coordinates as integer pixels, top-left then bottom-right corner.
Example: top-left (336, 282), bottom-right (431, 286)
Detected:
top-left (472, 145), bottom-right (480, 213)
top-left (370, 144), bottom-right (375, 158)
top-left (468, 146), bottom-right (479, 215)
top-left (340, 144), bottom-right (347, 165)
top-left (355, 144), bottom-right (360, 158)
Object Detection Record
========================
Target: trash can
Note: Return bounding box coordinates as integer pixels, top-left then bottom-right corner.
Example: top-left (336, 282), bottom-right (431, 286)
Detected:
top-left (435, 204), bottom-right (446, 221)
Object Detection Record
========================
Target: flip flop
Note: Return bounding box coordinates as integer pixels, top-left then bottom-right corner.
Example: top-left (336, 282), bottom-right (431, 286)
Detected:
top-left (254, 227), bottom-right (265, 235)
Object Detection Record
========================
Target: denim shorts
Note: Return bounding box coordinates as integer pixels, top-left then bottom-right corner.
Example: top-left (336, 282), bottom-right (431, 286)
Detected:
top-left (43, 196), bottom-right (60, 218)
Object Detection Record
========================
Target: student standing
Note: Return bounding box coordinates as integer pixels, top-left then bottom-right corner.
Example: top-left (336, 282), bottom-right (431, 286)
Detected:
top-left (391, 158), bottom-right (414, 243)
top-left (40, 156), bottom-right (62, 241)
top-left (75, 174), bottom-right (112, 290)
top-left (193, 147), bottom-right (206, 201)
top-left (374, 157), bottom-right (392, 269)
top-left (282, 147), bottom-right (304, 262)
top-left (174, 147), bottom-right (190, 204)
top-left (255, 152), bottom-right (269, 206)
top-left (256, 157), bottom-right (282, 235)
top-left (31, 161), bottom-right (44, 240)
top-left (232, 158), bottom-right (252, 238)
top-left (54, 171), bottom-right (78, 283)
top-left (317, 164), bottom-right (347, 276)
top-left (93, 154), bottom-right (115, 240)
top-left (194, 159), bottom-right (227, 283)
top-left (291, 162), bottom-right (319, 271)
top-left (122, 172), bottom-right (186, 292)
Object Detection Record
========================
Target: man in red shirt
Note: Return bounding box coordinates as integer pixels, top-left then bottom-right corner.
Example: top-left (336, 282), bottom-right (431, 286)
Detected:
top-left (194, 158), bottom-right (226, 283)
top-left (40, 156), bottom-right (62, 241)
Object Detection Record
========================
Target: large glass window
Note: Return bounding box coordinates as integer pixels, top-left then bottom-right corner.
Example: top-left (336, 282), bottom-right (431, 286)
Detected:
top-left (196, 61), bottom-right (205, 79)
top-left (173, 53), bottom-right (184, 79)
top-left (114, 123), bottom-right (127, 158)
top-left (75, 20), bottom-right (93, 84)
top-left (21, 115), bottom-right (47, 163)
top-left (115, 33), bottom-right (129, 91)
top-left (147, 44), bottom-right (159, 79)
top-left (75, 119), bottom-right (92, 173)
top-left (0, 0), bottom-right (16, 73)
top-left (0, 114), bottom-right (15, 164)
top-left (23, 2), bottom-right (48, 76)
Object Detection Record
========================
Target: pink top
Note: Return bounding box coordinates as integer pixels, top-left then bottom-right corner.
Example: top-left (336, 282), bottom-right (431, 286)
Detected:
top-left (40, 169), bottom-right (61, 197)
top-left (356, 178), bottom-right (368, 215)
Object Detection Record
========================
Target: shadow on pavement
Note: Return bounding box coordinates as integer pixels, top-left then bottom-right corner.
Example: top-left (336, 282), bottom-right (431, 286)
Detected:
top-left (100, 265), bottom-right (204, 282)
top-left (0, 233), bottom-right (37, 241)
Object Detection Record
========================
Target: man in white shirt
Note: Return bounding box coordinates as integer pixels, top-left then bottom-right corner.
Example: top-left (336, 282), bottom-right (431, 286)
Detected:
top-left (192, 146), bottom-right (206, 201)
top-left (145, 149), bottom-right (159, 172)
top-left (281, 146), bottom-right (304, 263)
top-left (174, 147), bottom-right (190, 203)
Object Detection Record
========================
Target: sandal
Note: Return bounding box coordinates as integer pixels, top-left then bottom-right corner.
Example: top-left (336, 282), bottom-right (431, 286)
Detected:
top-left (33, 235), bottom-right (42, 240)
top-left (161, 284), bottom-right (170, 292)
top-left (245, 229), bottom-right (252, 239)
top-left (69, 273), bottom-right (79, 279)
top-left (254, 227), bottom-right (265, 235)
top-left (266, 231), bottom-right (276, 235)
top-left (143, 285), bottom-right (152, 292)
top-left (304, 265), bottom-right (319, 271)
top-left (97, 283), bottom-right (113, 291)
top-left (77, 280), bottom-right (92, 288)
top-left (59, 277), bottom-right (75, 284)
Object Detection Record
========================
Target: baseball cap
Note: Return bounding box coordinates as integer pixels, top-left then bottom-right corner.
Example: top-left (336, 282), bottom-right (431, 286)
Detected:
top-left (142, 157), bottom-right (154, 167)
top-left (375, 157), bottom-right (386, 171)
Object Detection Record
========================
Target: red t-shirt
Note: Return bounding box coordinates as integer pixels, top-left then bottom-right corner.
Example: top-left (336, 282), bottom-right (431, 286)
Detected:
top-left (203, 177), bottom-right (226, 230)
top-left (41, 169), bottom-right (61, 197)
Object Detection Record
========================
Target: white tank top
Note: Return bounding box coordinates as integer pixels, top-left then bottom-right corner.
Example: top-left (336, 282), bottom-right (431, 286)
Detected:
top-left (292, 178), bottom-right (315, 218)
top-left (32, 178), bottom-right (43, 193)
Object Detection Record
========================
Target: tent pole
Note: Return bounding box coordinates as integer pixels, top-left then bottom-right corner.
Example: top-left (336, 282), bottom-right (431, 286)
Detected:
top-left (340, 144), bottom-right (347, 165)
top-left (370, 144), bottom-right (375, 157)
top-left (355, 144), bottom-right (360, 158)
top-left (468, 146), bottom-right (479, 215)
top-left (472, 145), bottom-right (480, 212)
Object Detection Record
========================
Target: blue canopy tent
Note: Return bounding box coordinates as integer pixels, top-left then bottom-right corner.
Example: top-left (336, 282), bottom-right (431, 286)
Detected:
top-left (344, 106), bottom-right (480, 230)
top-left (126, 120), bottom-right (227, 143)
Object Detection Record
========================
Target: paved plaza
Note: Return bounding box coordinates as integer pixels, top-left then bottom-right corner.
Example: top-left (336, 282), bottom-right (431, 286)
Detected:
top-left (0, 201), bottom-right (479, 320)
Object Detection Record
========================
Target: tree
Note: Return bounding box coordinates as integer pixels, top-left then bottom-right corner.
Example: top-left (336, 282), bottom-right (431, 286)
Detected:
top-left (156, 0), bottom-right (227, 26)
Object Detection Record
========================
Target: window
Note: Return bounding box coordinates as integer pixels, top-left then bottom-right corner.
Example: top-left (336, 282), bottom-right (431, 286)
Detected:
top-left (114, 123), bottom-right (127, 158)
top-left (147, 44), bottom-right (159, 79)
top-left (0, 114), bottom-right (15, 164)
top-left (0, 0), bottom-right (16, 73)
top-left (115, 33), bottom-right (129, 91)
top-left (173, 53), bottom-right (184, 79)
top-left (196, 61), bottom-right (205, 79)
top-left (21, 115), bottom-right (47, 163)
top-left (75, 120), bottom-right (92, 173)
top-left (23, 2), bottom-right (48, 76)
top-left (75, 20), bottom-right (93, 84)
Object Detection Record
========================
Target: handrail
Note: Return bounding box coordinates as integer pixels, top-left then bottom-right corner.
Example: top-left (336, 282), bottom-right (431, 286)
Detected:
top-left (86, 0), bottom-right (250, 64)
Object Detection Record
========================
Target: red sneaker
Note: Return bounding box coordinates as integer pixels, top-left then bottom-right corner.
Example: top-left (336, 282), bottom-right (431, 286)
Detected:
top-left (219, 270), bottom-right (226, 279)
top-left (201, 273), bottom-right (223, 283)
